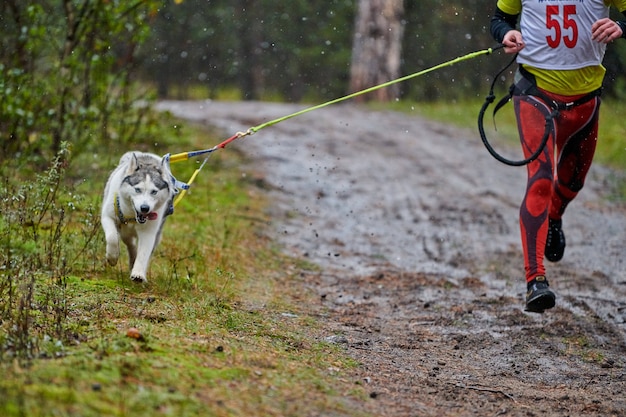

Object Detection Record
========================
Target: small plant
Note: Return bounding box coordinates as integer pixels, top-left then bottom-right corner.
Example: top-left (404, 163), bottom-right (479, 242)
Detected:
top-left (0, 143), bottom-right (100, 362)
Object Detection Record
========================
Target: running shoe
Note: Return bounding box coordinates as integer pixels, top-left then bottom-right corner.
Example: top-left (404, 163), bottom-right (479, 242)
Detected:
top-left (525, 276), bottom-right (556, 313)
top-left (545, 218), bottom-right (566, 262)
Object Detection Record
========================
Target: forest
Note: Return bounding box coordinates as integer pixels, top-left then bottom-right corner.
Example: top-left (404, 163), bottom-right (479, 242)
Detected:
top-left (1, 0), bottom-right (626, 162)
top-left (143, 0), bottom-right (626, 101)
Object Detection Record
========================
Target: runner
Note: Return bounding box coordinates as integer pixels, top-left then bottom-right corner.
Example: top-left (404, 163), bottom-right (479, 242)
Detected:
top-left (490, 0), bottom-right (626, 312)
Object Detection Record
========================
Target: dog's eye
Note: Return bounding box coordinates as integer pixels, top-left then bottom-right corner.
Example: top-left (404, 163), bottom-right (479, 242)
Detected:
top-left (134, 188), bottom-right (142, 194)
top-left (150, 190), bottom-right (158, 196)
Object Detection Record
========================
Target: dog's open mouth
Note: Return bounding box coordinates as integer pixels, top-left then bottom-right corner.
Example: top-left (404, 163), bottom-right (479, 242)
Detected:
top-left (136, 212), bottom-right (158, 224)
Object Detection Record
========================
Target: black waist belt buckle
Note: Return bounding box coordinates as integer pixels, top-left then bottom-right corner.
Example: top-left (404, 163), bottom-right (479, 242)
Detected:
top-left (551, 88), bottom-right (602, 112)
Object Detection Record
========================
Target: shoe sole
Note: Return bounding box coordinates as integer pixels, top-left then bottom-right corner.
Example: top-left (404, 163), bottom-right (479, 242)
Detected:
top-left (545, 250), bottom-right (564, 263)
top-left (545, 229), bottom-right (565, 263)
top-left (525, 291), bottom-right (556, 313)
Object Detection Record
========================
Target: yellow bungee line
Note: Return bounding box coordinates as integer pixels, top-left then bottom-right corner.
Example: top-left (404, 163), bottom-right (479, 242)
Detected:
top-left (169, 46), bottom-right (503, 206)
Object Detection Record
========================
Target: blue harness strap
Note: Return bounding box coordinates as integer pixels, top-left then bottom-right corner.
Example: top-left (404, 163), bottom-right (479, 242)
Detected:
top-left (162, 153), bottom-right (191, 193)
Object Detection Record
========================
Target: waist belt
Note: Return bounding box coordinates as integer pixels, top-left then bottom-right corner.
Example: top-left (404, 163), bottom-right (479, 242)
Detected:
top-left (493, 66), bottom-right (602, 116)
top-left (477, 59), bottom-right (602, 167)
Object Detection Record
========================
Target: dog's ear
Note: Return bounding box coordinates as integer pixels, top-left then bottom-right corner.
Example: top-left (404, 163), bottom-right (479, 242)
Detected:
top-left (160, 156), bottom-right (174, 188)
top-left (126, 152), bottom-right (140, 174)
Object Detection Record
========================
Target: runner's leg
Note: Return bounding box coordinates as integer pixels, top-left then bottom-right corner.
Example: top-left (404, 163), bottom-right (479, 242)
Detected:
top-left (513, 96), bottom-right (555, 283)
top-left (549, 98), bottom-right (600, 219)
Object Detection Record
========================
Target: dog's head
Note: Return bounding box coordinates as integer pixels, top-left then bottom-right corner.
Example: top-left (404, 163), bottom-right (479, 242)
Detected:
top-left (121, 153), bottom-right (174, 224)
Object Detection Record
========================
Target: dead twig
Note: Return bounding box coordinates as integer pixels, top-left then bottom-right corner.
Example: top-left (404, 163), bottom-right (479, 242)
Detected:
top-left (454, 383), bottom-right (517, 402)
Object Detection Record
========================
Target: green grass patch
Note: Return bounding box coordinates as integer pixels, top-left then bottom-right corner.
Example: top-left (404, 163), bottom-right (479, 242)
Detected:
top-left (0, 122), bottom-right (370, 417)
top-left (382, 98), bottom-right (626, 170)
top-left (381, 98), bottom-right (626, 200)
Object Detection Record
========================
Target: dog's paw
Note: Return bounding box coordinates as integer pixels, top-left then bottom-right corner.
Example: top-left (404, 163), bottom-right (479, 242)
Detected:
top-left (131, 274), bottom-right (147, 283)
top-left (106, 253), bottom-right (118, 266)
top-left (105, 243), bottom-right (119, 266)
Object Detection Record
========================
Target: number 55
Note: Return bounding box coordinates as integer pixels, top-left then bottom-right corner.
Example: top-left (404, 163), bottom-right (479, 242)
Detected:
top-left (546, 5), bottom-right (578, 48)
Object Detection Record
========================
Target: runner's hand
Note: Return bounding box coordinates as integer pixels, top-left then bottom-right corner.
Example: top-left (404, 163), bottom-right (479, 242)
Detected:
top-left (502, 30), bottom-right (525, 54)
top-left (591, 18), bottom-right (623, 43)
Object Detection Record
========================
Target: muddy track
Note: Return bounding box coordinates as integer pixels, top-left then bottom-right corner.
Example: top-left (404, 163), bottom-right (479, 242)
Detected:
top-left (157, 100), bottom-right (626, 416)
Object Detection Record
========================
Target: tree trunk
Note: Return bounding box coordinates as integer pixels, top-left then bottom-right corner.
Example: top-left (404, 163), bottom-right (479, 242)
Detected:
top-left (349, 0), bottom-right (404, 102)
top-left (237, 0), bottom-right (264, 101)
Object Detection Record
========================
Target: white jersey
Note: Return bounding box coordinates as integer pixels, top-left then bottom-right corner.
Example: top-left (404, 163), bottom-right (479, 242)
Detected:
top-left (517, 0), bottom-right (609, 70)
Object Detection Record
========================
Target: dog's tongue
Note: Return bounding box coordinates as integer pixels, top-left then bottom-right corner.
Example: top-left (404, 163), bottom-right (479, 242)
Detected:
top-left (147, 212), bottom-right (158, 220)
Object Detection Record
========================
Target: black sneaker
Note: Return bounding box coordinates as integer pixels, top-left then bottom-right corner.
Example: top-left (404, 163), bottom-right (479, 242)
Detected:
top-left (525, 276), bottom-right (556, 313)
top-left (545, 218), bottom-right (566, 262)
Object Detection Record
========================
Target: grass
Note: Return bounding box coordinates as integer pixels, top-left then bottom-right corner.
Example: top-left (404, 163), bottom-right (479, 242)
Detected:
top-left (2, 96), bottom-right (624, 416)
top-left (382, 97), bottom-right (626, 170)
top-left (381, 97), bottom-right (626, 199)
top-left (0, 122), bottom-right (370, 417)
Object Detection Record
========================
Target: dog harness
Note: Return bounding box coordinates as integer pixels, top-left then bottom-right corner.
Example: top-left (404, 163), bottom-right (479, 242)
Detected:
top-left (114, 193), bottom-right (140, 224)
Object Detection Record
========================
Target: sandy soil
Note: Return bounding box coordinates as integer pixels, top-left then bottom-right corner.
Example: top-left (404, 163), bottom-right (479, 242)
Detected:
top-left (157, 100), bottom-right (626, 417)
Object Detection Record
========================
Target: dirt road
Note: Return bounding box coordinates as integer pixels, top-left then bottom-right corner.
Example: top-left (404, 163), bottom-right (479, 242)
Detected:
top-left (157, 100), bottom-right (626, 416)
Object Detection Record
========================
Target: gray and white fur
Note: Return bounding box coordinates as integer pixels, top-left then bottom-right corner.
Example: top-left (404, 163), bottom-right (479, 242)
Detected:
top-left (101, 152), bottom-right (175, 282)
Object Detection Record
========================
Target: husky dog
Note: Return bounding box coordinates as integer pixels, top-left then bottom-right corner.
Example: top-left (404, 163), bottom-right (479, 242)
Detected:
top-left (101, 152), bottom-right (176, 283)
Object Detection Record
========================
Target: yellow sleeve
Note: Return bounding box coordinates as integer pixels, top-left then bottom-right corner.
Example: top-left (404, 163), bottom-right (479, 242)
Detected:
top-left (497, 0), bottom-right (522, 15)
top-left (613, 0), bottom-right (626, 12)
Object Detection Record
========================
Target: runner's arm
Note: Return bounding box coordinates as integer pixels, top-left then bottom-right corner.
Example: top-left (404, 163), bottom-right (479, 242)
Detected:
top-left (490, 7), bottom-right (518, 43)
top-left (490, 7), bottom-right (524, 53)
top-left (618, 12), bottom-right (626, 38)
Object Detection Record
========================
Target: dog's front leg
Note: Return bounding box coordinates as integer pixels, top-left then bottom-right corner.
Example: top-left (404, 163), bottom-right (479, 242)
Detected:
top-left (129, 226), bottom-right (158, 283)
top-left (121, 232), bottom-right (137, 271)
top-left (102, 216), bottom-right (120, 266)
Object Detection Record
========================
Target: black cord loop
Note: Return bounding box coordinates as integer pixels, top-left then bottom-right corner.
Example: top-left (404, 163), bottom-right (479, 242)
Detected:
top-left (478, 54), bottom-right (553, 167)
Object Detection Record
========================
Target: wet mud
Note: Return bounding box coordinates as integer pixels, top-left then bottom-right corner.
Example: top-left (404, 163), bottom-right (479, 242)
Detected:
top-left (158, 100), bottom-right (626, 416)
